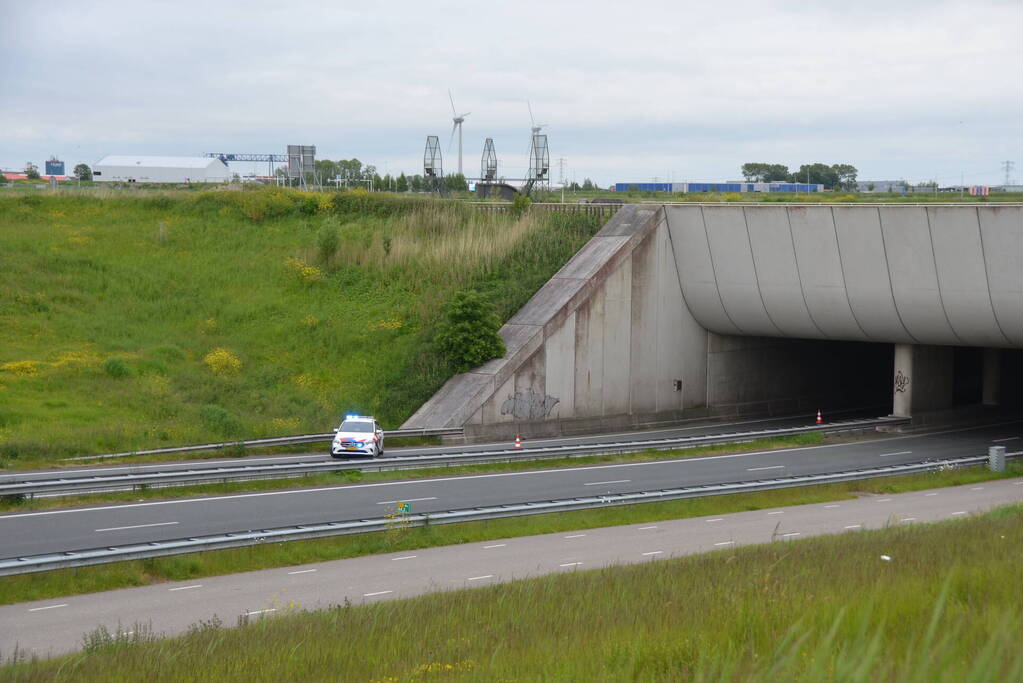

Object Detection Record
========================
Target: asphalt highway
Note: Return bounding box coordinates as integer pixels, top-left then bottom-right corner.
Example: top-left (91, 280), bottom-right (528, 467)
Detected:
top-left (0, 421), bottom-right (1018, 559)
top-left (3, 477), bottom-right (1021, 658)
top-left (0, 408), bottom-right (882, 485)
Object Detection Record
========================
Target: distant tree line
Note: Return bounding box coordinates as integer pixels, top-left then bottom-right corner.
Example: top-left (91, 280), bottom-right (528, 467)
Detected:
top-left (741, 162), bottom-right (858, 191)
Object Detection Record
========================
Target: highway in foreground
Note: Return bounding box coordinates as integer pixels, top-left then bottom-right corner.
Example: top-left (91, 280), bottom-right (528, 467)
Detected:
top-left (3, 477), bottom-right (1021, 658)
top-left (0, 421), bottom-right (1018, 559)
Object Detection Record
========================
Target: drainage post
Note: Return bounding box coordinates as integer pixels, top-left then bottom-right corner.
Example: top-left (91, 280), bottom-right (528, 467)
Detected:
top-left (988, 445), bottom-right (1006, 473)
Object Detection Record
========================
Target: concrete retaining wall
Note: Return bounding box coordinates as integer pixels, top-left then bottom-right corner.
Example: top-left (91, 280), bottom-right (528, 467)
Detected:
top-left (403, 204), bottom-right (1023, 434)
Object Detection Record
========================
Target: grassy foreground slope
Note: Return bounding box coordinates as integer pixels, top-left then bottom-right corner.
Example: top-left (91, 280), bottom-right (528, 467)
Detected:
top-left (0, 190), bottom-right (602, 463)
top-left (3, 505), bottom-right (1022, 681)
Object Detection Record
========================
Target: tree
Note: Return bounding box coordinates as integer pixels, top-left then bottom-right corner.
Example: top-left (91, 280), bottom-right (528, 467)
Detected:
top-left (73, 163), bottom-right (92, 181)
top-left (741, 163), bottom-right (790, 183)
top-left (444, 173), bottom-right (468, 192)
top-left (791, 163), bottom-right (839, 189)
top-left (25, 162), bottom-right (40, 180)
top-left (582, 178), bottom-right (595, 191)
top-left (436, 290), bottom-right (506, 372)
top-left (831, 164), bottom-right (858, 191)
top-left (396, 173), bottom-right (408, 193)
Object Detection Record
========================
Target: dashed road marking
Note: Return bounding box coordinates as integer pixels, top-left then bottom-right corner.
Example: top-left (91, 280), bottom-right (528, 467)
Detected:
top-left (902, 517), bottom-right (916, 522)
top-left (28, 604), bottom-right (67, 612)
top-left (483, 544), bottom-right (506, 549)
top-left (714, 541), bottom-right (734, 546)
top-left (245, 608), bottom-right (276, 616)
top-left (287, 569), bottom-right (317, 575)
top-left (168, 584), bottom-right (202, 592)
top-left (559, 562), bottom-right (582, 568)
top-left (877, 498), bottom-right (892, 502)
top-left (879, 450), bottom-right (912, 457)
top-left (364, 590), bottom-right (393, 597)
top-left (564, 534), bottom-right (586, 539)
top-left (747, 465), bottom-right (784, 472)
top-left (925, 493), bottom-right (939, 496)
top-left (638, 526), bottom-right (658, 530)
top-left (767, 511), bottom-right (784, 515)
top-left (824, 504), bottom-right (841, 508)
top-left (993, 437), bottom-right (1018, 443)
top-left (706, 518), bottom-right (723, 523)
top-left (971, 487), bottom-right (984, 491)
top-left (467, 575), bottom-right (494, 581)
top-left (844, 524), bottom-right (862, 529)
top-left (642, 551), bottom-right (663, 556)
top-left (583, 479), bottom-right (630, 486)
top-left (95, 521), bottom-right (179, 532)
top-left (391, 555), bottom-right (417, 561)
top-left (781, 532), bottom-right (801, 538)
top-left (951, 511), bottom-right (967, 516)
top-left (376, 497), bottom-right (437, 505)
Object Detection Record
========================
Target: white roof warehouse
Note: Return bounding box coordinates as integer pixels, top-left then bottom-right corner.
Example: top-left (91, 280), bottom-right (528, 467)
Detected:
top-left (92, 155), bottom-right (230, 183)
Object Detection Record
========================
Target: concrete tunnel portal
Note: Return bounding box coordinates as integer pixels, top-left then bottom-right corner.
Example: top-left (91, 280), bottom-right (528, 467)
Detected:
top-left (404, 204), bottom-right (1023, 438)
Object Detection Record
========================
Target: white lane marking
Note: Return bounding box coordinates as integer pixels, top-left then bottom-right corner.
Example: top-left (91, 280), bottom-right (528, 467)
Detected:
top-left (483, 544), bottom-right (506, 549)
top-left (902, 518), bottom-right (916, 522)
top-left (642, 551), bottom-right (663, 556)
top-left (877, 498), bottom-right (892, 502)
top-left (564, 534), bottom-right (586, 539)
top-left (748, 465), bottom-right (784, 471)
top-left (951, 511), bottom-right (967, 516)
top-left (559, 562), bottom-right (582, 568)
top-left (824, 504), bottom-right (840, 508)
top-left (925, 493), bottom-right (939, 497)
top-left (28, 603), bottom-right (68, 612)
top-left (714, 541), bottom-right (734, 546)
top-left (993, 437), bottom-right (1018, 443)
top-left (1015, 482), bottom-right (1023, 486)
top-left (879, 450), bottom-right (912, 457)
top-left (391, 555), bottom-right (417, 561)
top-left (245, 608), bottom-right (276, 616)
top-left (467, 575), bottom-right (494, 581)
top-left (363, 590), bottom-right (393, 597)
top-left (638, 526), bottom-right (658, 530)
top-left (844, 524), bottom-right (861, 529)
top-left (971, 487), bottom-right (984, 491)
top-left (583, 479), bottom-right (630, 486)
top-left (767, 511), bottom-right (784, 515)
top-left (95, 521), bottom-right (179, 532)
top-left (706, 518), bottom-right (724, 523)
top-left (287, 569), bottom-right (317, 575)
top-left (168, 584), bottom-right (202, 592)
top-left (376, 497), bottom-right (437, 505)
top-left (782, 532), bottom-right (801, 538)
top-left (7, 422), bottom-right (1018, 521)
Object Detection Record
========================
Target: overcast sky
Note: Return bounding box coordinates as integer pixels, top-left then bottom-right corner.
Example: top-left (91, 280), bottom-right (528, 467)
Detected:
top-left (2, 1), bottom-right (1021, 186)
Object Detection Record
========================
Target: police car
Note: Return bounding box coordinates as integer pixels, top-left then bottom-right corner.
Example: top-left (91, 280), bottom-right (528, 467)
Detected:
top-left (330, 415), bottom-right (384, 458)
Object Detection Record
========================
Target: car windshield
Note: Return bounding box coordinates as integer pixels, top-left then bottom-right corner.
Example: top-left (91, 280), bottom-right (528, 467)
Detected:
top-left (340, 421), bottom-right (373, 433)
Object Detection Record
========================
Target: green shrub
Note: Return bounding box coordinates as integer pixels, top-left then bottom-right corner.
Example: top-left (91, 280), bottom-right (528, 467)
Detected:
top-left (199, 404), bottom-right (242, 437)
top-left (103, 357), bottom-right (132, 378)
top-left (510, 193), bottom-right (531, 217)
top-left (316, 220), bottom-right (340, 265)
top-left (435, 290), bottom-right (506, 372)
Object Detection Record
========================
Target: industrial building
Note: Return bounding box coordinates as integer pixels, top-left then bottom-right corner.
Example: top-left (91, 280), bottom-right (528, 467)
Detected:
top-left (612, 181), bottom-right (822, 193)
top-left (92, 156), bottom-right (230, 184)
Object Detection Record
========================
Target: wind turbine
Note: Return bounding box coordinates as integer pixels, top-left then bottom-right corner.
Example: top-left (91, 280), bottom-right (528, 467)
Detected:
top-left (527, 101), bottom-right (548, 136)
top-left (448, 90), bottom-right (470, 176)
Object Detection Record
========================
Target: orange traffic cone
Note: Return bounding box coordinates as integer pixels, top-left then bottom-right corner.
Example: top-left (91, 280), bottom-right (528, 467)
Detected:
top-left (816, 409), bottom-right (823, 425)
top-left (514, 434), bottom-right (523, 449)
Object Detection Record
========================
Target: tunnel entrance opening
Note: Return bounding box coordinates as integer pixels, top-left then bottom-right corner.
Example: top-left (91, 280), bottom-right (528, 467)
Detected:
top-left (953, 347), bottom-right (983, 406)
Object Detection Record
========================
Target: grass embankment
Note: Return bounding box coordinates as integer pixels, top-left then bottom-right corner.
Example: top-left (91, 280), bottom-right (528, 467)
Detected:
top-left (0, 190), bottom-right (603, 465)
top-left (0, 433), bottom-right (827, 513)
top-left (4, 504), bottom-right (1022, 680)
top-left (1, 462), bottom-right (1018, 607)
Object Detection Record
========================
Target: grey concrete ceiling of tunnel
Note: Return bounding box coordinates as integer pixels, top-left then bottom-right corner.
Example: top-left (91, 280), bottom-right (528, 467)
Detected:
top-left (667, 204), bottom-right (1022, 348)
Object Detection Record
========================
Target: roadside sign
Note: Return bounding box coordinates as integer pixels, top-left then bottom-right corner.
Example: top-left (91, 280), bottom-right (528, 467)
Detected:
top-left (396, 502), bottom-right (411, 513)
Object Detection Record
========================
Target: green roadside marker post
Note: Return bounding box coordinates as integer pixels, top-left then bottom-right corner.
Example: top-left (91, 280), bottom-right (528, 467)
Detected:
top-left (397, 502), bottom-right (411, 514)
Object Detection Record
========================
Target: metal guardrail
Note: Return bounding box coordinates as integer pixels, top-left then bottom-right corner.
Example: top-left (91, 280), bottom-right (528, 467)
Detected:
top-left (0, 450), bottom-right (1010, 576)
top-left (60, 427), bottom-right (464, 463)
top-left (0, 417), bottom-right (905, 497)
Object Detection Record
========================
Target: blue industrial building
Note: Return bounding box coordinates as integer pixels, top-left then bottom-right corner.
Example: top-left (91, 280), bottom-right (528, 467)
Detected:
top-left (612, 181), bottom-right (823, 193)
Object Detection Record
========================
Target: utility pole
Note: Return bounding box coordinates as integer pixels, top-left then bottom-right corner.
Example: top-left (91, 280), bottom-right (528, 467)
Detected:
top-left (558, 157), bottom-right (567, 203)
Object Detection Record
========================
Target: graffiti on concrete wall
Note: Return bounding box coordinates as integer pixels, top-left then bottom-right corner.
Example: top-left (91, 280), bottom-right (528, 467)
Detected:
top-left (894, 370), bottom-right (910, 393)
top-left (500, 391), bottom-right (560, 420)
